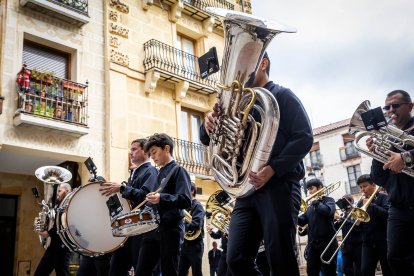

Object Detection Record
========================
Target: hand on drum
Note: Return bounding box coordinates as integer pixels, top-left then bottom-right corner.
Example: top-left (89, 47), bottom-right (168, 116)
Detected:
top-left (146, 192), bottom-right (160, 204)
top-left (99, 182), bottom-right (121, 196)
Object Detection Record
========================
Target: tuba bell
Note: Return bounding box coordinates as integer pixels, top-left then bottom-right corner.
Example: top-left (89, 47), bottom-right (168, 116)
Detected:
top-left (33, 166), bottom-right (72, 249)
top-left (349, 100), bottom-right (414, 177)
top-left (207, 8), bottom-right (296, 198)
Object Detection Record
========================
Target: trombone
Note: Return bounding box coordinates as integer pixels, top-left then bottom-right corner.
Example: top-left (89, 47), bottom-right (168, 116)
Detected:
top-left (300, 181), bottom-right (341, 212)
top-left (320, 185), bottom-right (382, 264)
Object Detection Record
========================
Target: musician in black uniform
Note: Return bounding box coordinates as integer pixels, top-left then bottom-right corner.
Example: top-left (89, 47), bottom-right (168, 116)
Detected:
top-left (208, 241), bottom-right (221, 276)
top-left (34, 183), bottom-right (72, 276)
top-left (136, 133), bottom-right (192, 276)
top-left (355, 174), bottom-right (391, 276)
top-left (298, 179), bottom-right (338, 276)
top-left (200, 52), bottom-right (313, 276)
top-left (178, 183), bottom-right (205, 276)
top-left (367, 90), bottom-right (414, 275)
top-left (100, 138), bottom-right (158, 275)
top-left (335, 195), bottom-right (362, 276)
top-left (207, 228), bottom-right (228, 276)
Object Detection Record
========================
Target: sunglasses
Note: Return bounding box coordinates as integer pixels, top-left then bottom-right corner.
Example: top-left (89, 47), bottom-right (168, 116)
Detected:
top-left (382, 102), bottom-right (410, 111)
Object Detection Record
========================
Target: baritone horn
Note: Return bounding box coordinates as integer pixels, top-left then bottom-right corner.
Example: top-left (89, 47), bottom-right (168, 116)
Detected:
top-left (349, 100), bottom-right (414, 177)
top-left (207, 7), bottom-right (297, 198)
top-left (300, 181), bottom-right (341, 212)
top-left (183, 210), bottom-right (202, 241)
top-left (206, 190), bottom-right (233, 236)
top-left (320, 186), bottom-right (382, 264)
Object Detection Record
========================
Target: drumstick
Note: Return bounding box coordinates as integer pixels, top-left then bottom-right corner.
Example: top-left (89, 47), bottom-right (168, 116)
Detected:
top-left (131, 187), bottom-right (162, 212)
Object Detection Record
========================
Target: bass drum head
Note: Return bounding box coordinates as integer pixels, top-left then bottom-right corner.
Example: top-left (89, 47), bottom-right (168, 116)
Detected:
top-left (64, 183), bottom-right (130, 255)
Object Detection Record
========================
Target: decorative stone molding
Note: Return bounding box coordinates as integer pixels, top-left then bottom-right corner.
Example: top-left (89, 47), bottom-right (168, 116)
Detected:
top-left (110, 49), bottom-right (130, 67)
top-left (142, 0), bottom-right (153, 11)
top-left (174, 80), bottom-right (189, 101)
top-left (109, 22), bottom-right (129, 38)
top-left (109, 0), bottom-right (129, 14)
top-left (110, 36), bottom-right (120, 48)
top-left (109, 10), bottom-right (119, 22)
top-left (144, 69), bottom-right (160, 94)
top-left (203, 16), bottom-right (215, 35)
top-left (169, 0), bottom-right (184, 23)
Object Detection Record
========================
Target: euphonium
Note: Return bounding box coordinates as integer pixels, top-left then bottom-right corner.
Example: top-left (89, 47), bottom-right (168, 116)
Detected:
top-left (349, 100), bottom-right (414, 177)
top-left (183, 209), bottom-right (202, 241)
top-left (207, 8), bottom-right (296, 198)
top-left (34, 166), bottom-right (72, 249)
top-left (206, 190), bottom-right (233, 236)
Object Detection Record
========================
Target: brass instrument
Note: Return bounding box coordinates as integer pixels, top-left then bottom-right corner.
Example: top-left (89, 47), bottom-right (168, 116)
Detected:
top-left (320, 186), bottom-right (382, 264)
top-left (206, 190), bottom-right (233, 236)
top-left (33, 166), bottom-right (72, 249)
top-left (300, 181), bottom-right (341, 212)
top-left (207, 8), bottom-right (296, 198)
top-left (349, 100), bottom-right (414, 177)
top-left (183, 209), bottom-right (202, 241)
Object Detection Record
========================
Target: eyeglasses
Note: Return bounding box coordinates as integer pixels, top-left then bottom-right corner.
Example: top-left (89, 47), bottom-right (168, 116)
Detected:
top-left (382, 102), bottom-right (410, 111)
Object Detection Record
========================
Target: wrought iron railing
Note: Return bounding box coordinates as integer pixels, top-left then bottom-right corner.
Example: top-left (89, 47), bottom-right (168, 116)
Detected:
top-left (173, 138), bottom-right (211, 176)
top-left (143, 39), bottom-right (219, 90)
top-left (49, 0), bottom-right (88, 15)
top-left (16, 66), bottom-right (88, 126)
top-left (339, 145), bottom-right (361, 161)
top-left (183, 0), bottom-right (234, 12)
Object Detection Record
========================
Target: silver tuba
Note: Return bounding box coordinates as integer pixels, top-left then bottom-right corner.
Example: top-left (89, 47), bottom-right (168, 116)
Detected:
top-left (207, 8), bottom-right (296, 197)
top-left (34, 166), bottom-right (72, 249)
top-left (349, 100), bottom-right (414, 177)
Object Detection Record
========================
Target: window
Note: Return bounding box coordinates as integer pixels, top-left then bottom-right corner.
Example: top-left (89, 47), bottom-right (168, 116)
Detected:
top-left (176, 34), bottom-right (197, 79)
top-left (347, 164), bottom-right (362, 188)
top-left (344, 140), bottom-right (357, 155)
top-left (23, 40), bottom-right (70, 79)
top-left (309, 150), bottom-right (321, 168)
top-left (181, 108), bottom-right (203, 143)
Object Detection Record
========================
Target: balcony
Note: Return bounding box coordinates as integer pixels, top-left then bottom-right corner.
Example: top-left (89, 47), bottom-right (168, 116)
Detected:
top-left (14, 66), bottom-right (89, 136)
top-left (20, 0), bottom-right (90, 27)
top-left (340, 145), bottom-right (361, 161)
top-left (172, 138), bottom-right (212, 178)
top-left (304, 155), bottom-right (324, 171)
top-left (143, 39), bottom-right (219, 94)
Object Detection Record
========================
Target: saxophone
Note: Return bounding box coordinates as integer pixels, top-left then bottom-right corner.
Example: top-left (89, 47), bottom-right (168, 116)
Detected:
top-left (207, 8), bottom-right (296, 197)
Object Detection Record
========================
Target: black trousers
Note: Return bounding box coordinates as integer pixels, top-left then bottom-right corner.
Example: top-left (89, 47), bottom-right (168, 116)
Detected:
top-left (217, 252), bottom-right (228, 276)
top-left (76, 255), bottom-right (111, 276)
top-left (34, 243), bottom-right (71, 276)
top-left (226, 180), bottom-right (300, 276)
top-left (256, 251), bottom-right (270, 276)
top-left (109, 235), bottom-right (142, 276)
top-left (307, 239), bottom-right (337, 276)
top-left (387, 206), bottom-right (414, 275)
top-left (361, 241), bottom-right (392, 276)
top-left (136, 225), bottom-right (183, 276)
top-left (178, 240), bottom-right (204, 276)
top-left (341, 242), bottom-right (362, 276)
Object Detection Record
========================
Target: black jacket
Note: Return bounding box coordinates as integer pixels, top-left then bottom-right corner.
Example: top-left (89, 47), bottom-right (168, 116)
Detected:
top-left (208, 248), bottom-right (222, 268)
top-left (370, 117), bottom-right (414, 209)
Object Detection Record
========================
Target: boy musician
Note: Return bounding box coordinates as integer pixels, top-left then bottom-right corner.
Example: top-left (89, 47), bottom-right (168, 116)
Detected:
top-left (178, 183), bottom-right (205, 276)
top-left (298, 178), bottom-right (337, 276)
top-left (100, 138), bottom-right (158, 275)
top-left (136, 133), bottom-right (192, 276)
top-left (335, 195), bottom-right (362, 276)
top-left (356, 174), bottom-right (392, 276)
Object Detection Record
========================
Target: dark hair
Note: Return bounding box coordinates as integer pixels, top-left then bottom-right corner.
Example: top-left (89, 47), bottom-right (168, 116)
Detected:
top-left (190, 182), bottom-right (196, 197)
top-left (131, 138), bottom-right (148, 152)
top-left (144, 133), bottom-right (174, 155)
top-left (387, 90), bottom-right (412, 103)
top-left (306, 178), bottom-right (323, 189)
top-left (357, 174), bottom-right (373, 185)
top-left (263, 52), bottom-right (270, 76)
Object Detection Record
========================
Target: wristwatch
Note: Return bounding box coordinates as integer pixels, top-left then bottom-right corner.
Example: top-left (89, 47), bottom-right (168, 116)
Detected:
top-left (401, 151), bottom-right (413, 167)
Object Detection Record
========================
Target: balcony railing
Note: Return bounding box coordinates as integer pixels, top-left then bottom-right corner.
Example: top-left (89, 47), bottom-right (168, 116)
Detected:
top-left (16, 67), bottom-right (88, 126)
top-left (183, 0), bottom-right (234, 12)
top-left (340, 145), bottom-right (361, 161)
top-left (173, 138), bottom-right (211, 177)
top-left (20, 0), bottom-right (89, 26)
top-left (143, 39), bottom-right (219, 92)
top-left (305, 155), bottom-right (324, 170)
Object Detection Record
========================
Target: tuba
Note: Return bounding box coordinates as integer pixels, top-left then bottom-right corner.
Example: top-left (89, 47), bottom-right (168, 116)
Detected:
top-left (33, 166), bottom-right (72, 249)
top-left (206, 190), bottom-right (233, 236)
top-left (207, 8), bottom-right (297, 198)
top-left (349, 100), bottom-right (414, 177)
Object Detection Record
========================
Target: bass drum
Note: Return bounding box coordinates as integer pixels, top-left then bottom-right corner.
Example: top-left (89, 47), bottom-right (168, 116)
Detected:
top-left (56, 182), bottom-right (130, 257)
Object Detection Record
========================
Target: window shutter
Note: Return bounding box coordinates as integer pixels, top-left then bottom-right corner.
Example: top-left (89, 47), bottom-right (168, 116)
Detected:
top-left (23, 42), bottom-right (69, 79)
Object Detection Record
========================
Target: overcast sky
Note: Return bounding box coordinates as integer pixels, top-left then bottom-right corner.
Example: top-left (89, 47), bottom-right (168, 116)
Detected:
top-left (251, 0), bottom-right (414, 128)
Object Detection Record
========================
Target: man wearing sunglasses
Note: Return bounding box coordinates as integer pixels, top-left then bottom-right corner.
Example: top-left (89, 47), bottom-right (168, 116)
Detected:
top-left (367, 90), bottom-right (414, 275)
